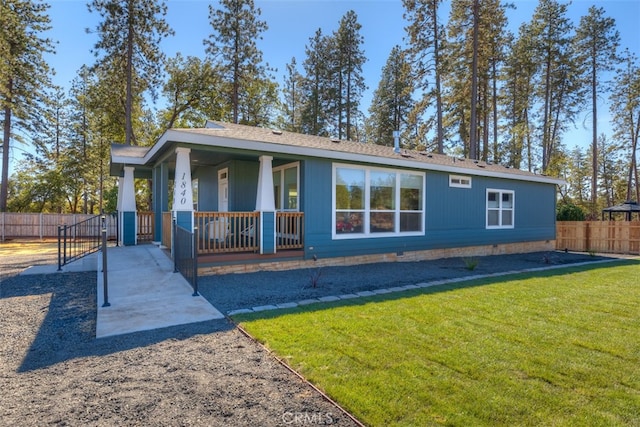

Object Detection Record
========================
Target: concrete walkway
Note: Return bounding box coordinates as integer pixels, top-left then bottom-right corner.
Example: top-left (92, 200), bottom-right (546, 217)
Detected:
top-left (95, 244), bottom-right (224, 338)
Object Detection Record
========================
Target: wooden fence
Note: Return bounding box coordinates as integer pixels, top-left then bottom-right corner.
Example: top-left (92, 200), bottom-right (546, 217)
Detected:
top-left (0, 212), bottom-right (155, 242)
top-left (556, 221), bottom-right (640, 255)
top-left (0, 213), bottom-right (117, 240)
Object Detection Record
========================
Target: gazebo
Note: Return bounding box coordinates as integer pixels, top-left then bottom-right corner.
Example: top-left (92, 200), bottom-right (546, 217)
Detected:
top-left (602, 201), bottom-right (640, 221)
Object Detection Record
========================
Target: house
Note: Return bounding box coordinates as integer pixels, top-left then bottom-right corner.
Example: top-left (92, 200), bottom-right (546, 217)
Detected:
top-left (110, 120), bottom-right (564, 274)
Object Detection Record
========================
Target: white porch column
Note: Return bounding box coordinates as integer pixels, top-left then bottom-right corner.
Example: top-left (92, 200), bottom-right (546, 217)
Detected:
top-left (256, 155), bottom-right (276, 254)
top-left (255, 155), bottom-right (275, 211)
top-left (116, 177), bottom-right (123, 246)
top-left (172, 147), bottom-right (194, 231)
top-left (121, 166), bottom-right (137, 245)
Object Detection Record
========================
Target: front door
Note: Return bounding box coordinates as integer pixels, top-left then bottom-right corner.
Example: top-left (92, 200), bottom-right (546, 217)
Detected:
top-left (218, 168), bottom-right (228, 212)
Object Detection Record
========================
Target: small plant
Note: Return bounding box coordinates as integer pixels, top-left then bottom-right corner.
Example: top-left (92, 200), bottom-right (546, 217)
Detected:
top-left (588, 249), bottom-right (597, 257)
top-left (309, 268), bottom-right (322, 288)
top-left (463, 257), bottom-right (479, 271)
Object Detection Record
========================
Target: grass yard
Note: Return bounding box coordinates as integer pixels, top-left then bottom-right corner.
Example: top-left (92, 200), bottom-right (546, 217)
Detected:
top-left (235, 261), bottom-right (640, 426)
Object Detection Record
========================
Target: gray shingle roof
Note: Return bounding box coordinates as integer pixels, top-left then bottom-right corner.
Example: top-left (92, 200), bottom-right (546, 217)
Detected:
top-left (170, 121), bottom-right (559, 184)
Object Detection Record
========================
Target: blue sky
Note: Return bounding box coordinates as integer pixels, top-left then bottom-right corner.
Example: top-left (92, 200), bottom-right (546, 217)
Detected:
top-left (24, 0), bottom-right (640, 161)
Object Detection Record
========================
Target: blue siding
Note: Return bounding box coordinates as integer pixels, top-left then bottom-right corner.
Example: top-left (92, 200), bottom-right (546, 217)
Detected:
top-left (301, 159), bottom-right (557, 260)
top-left (230, 160), bottom-right (259, 211)
top-left (175, 210), bottom-right (192, 231)
top-left (193, 161), bottom-right (259, 211)
top-left (193, 166), bottom-right (217, 211)
top-left (122, 211), bottom-right (136, 246)
top-left (261, 211), bottom-right (276, 254)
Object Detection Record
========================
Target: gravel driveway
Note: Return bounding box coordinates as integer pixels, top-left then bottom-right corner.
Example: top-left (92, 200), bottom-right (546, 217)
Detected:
top-left (0, 245), bottom-right (610, 426)
top-left (0, 248), bottom-right (360, 426)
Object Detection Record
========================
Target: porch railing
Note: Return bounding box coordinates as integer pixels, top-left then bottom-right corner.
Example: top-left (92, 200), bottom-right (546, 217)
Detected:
top-left (162, 211), bottom-right (305, 255)
top-left (277, 212), bottom-right (304, 250)
top-left (138, 211), bottom-right (154, 242)
top-left (195, 211), bottom-right (260, 254)
top-left (162, 212), bottom-right (172, 248)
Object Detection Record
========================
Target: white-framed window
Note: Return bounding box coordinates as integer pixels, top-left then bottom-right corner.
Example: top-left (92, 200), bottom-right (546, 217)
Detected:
top-left (192, 178), bottom-right (199, 211)
top-left (486, 189), bottom-right (514, 229)
top-left (273, 162), bottom-right (299, 211)
top-left (449, 174), bottom-right (472, 188)
top-left (333, 164), bottom-right (425, 238)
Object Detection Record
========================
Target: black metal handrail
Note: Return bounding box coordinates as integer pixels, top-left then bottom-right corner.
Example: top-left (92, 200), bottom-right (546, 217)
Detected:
top-left (173, 220), bottom-right (198, 296)
top-left (58, 214), bottom-right (113, 270)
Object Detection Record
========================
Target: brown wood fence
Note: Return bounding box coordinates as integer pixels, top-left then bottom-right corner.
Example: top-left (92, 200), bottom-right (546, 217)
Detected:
top-left (556, 221), bottom-right (640, 255)
top-left (0, 213), bottom-right (117, 240)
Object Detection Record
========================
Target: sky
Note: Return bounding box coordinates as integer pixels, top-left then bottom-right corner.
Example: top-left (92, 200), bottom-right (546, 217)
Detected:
top-left (8, 0), bottom-right (640, 172)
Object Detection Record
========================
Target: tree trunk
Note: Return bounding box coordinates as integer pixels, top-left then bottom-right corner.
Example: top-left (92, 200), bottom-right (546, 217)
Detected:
top-left (125, 0), bottom-right (134, 145)
top-left (1, 104), bottom-right (11, 212)
top-left (468, 0), bottom-right (480, 160)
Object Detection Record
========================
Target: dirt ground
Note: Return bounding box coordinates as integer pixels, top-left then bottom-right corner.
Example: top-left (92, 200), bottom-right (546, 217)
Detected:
top-left (0, 241), bottom-right (360, 426)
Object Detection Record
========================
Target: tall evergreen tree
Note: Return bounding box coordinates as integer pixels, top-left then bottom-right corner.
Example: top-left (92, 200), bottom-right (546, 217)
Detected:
top-left (204, 0), bottom-right (269, 125)
top-left (610, 49), bottom-right (640, 203)
top-left (88, 0), bottom-right (173, 145)
top-left (280, 57), bottom-right (305, 133)
top-left (300, 28), bottom-right (333, 136)
top-left (368, 46), bottom-right (414, 147)
top-left (574, 5), bottom-right (620, 215)
top-left (526, 0), bottom-right (580, 175)
top-left (501, 26), bottom-right (537, 171)
top-left (403, 0), bottom-right (445, 153)
top-left (0, 0), bottom-right (54, 212)
top-left (444, 0), bottom-right (509, 160)
top-left (333, 10), bottom-right (366, 141)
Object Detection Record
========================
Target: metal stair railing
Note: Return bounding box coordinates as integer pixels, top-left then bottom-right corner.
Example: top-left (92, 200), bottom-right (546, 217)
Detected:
top-left (58, 214), bottom-right (105, 270)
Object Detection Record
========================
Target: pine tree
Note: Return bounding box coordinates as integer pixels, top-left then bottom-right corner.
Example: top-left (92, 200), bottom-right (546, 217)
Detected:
top-left (301, 28), bottom-right (333, 136)
top-left (501, 26), bottom-right (537, 171)
top-left (280, 57), bottom-right (305, 133)
top-left (574, 5), bottom-right (620, 215)
top-left (0, 0), bottom-right (54, 212)
top-left (88, 0), bottom-right (173, 145)
top-left (204, 0), bottom-right (269, 125)
top-left (333, 10), bottom-right (366, 141)
top-left (444, 0), bottom-right (509, 160)
top-left (526, 0), bottom-right (581, 175)
top-left (367, 46), bottom-right (414, 147)
top-left (610, 49), bottom-right (640, 203)
top-left (403, 0), bottom-right (445, 153)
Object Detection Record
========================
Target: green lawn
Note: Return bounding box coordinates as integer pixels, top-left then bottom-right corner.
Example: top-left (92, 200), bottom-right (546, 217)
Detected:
top-left (235, 261), bottom-right (640, 426)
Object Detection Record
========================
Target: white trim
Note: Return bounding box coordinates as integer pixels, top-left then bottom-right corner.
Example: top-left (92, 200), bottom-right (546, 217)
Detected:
top-left (449, 174), bottom-right (472, 188)
top-left (332, 163), bottom-right (426, 240)
top-left (272, 161), bottom-right (300, 212)
top-left (486, 188), bottom-right (515, 229)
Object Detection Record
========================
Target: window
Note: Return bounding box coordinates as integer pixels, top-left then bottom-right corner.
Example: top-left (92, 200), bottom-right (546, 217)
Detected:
top-left (192, 178), bottom-right (199, 211)
top-left (486, 189), bottom-right (514, 229)
top-left (333, 164), bottom-right (424, 237)
top-left (273, 162), bottom-right (299, 211)
top-left (449, 174), bottom-right (472, 188)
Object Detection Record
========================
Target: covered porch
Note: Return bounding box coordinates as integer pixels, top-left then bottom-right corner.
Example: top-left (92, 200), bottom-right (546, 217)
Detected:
top-left (111, 126), bottom-right (306, 265)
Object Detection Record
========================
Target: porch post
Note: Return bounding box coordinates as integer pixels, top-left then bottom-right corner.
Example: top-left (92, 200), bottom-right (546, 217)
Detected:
top-left (172, 147), bottom-right (194, 232)
top-left (256, 155), bottom-right (276, 254)
top-left (121, 166), bottom-right (137, 246)
top-left (153, 163), bottom-right (169, 242)
top-left (116, 177), bottom-right (123, 245)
